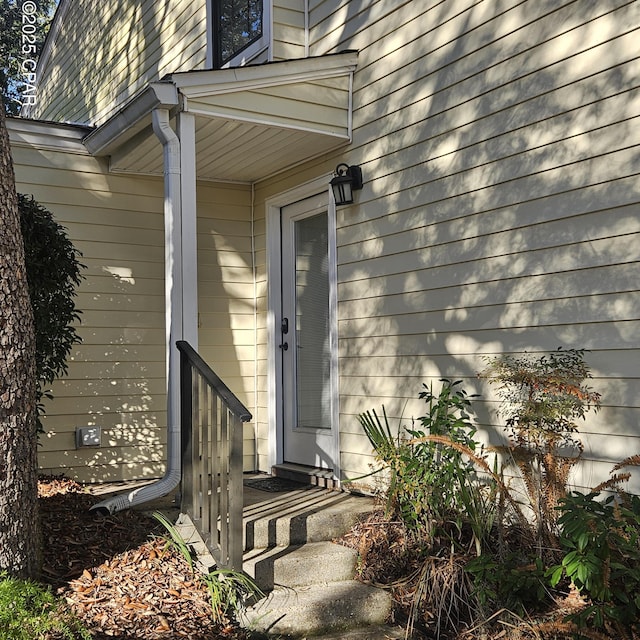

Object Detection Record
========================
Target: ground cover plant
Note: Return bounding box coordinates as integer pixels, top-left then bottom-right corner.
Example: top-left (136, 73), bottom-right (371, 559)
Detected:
top-left (349, 349), bottom-right (640, 639)
top-left (0, 572), bottom-right (89, 640)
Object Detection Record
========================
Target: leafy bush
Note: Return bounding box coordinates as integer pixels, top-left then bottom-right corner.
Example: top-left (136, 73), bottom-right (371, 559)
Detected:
top-left (466, 552), bottom-right (550, 616)
top-left (549, 489), bottom-right (640, 638)
top-left (0, 572), bottom-right (89, 639)
top-left (19, 194), bottom-right (83, 429)
top-left (359, 379), bottom-right (483, 539)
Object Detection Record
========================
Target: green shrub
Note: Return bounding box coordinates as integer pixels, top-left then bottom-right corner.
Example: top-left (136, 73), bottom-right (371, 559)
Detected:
top-left (18, 194), bottom-right (83, 430)
top-left (359, 379), bottom-right (483, 540)
top-left (466, 552), bottom-right (550, 616)
top-left (0, 573), bottom-right (89, 639)
top-left (548, 491), bottom-right (640, 637)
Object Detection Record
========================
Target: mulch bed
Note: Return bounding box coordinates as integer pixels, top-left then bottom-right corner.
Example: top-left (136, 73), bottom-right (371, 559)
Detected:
top-left (39, 476), bottom-right (250, 640)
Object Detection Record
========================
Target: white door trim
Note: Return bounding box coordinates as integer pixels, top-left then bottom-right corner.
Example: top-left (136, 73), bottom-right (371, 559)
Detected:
top-left (265, 174), bottom-right (340, 481)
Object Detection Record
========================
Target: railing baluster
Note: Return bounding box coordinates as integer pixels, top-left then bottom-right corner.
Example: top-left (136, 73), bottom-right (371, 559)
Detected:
top-left (191, 366), bottom-right (201, 523)
top-left (229, 411), bottom-right (243, 569)
top-left (176, 340), bottom-right (251, 571)
top-left (201, 377), bottom-right (210, 548)
top-left (211, 392), bottom-right (219, 551)
top-left (219, 401), bottom-right (230, 566)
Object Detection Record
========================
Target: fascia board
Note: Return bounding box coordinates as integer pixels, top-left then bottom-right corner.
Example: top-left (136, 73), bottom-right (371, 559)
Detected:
top-left (186, 104), bottom-right (350, 139)
top-left (83, 82), bottom-right (179, 156)
top-left (7, 117), bottom-right (89, 153)
top-left (172, 51), bottom-right (358, 99)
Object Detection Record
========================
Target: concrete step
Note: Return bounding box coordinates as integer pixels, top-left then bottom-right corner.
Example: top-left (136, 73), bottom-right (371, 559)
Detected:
top-left (243, 541), bottom-right (358, 591)
top-left (240, 479), bottom-right (392, 637)
top-left (243, 486), bottom-right (375, 550)
top-left (272, 463), bottom-right (339, 490)
top-left (240, 580), bottom-right (393, 637)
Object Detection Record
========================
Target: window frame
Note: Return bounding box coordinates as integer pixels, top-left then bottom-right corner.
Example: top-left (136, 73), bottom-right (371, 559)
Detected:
top-left (208, 0), bottom-right (271, 69)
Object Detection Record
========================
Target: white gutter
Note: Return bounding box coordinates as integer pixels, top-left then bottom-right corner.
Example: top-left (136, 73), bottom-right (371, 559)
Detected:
top-left (91, 108), bottom-right (184, 515)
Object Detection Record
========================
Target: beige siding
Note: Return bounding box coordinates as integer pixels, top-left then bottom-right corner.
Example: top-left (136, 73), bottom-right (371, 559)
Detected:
top-left (253, 0), bottom-right (640, 490)
top-left (33, 0), bottom-right (207, 126)
top-left (9, 120), bottom-right (167, 483)
top-left (196, 182), bottom-right (257, 471)
top-left (272, 0), bottom-right (307, 61)
top-left (9, 120), bottom-right (259, 480)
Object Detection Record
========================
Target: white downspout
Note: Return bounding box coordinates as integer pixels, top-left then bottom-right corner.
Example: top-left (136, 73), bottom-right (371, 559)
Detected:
top-left (92, 108), bottom-right (183, 515)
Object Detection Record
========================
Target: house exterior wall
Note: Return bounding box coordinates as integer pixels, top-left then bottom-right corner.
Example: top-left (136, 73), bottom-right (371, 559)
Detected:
top-left (31, 0), bottom-right (208, 126)
top-left (16, 0), bottom-right (640, 491)
top-left (196, 181), bottom-right (257, 472)
top-left (8, 119), bottom-right (257, 482)
top-left (254, 0), bottom-right (640, 491)
top-left (9, 120), bottom-right (168, 482)
top-left (272, 0), bottom-right (307, 61)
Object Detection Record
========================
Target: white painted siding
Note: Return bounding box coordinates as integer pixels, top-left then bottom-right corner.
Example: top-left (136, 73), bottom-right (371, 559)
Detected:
top-left (255, 0), bottom-right (640, 490)
top-left (33, 0), bottom-right (207, 126)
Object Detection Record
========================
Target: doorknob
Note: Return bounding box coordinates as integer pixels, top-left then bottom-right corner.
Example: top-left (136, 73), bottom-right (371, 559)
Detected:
top-left (279, 342), bottom-right (289, 350)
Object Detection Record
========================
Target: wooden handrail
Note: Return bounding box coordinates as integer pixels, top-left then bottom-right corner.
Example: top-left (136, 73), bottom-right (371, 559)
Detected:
top-left (177, 340), bottom-right (250, 570)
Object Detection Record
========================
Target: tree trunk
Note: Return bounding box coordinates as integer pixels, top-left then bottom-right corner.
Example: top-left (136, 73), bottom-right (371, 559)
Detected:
top-left (0, 100), bottom-right (40, 578)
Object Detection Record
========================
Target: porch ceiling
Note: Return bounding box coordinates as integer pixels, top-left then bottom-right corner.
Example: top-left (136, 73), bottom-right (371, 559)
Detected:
top-left (85, 52), bottom-right (358, 183)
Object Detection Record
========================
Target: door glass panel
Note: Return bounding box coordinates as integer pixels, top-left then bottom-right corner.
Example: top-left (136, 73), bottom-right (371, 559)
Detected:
top-left (294, 212), bottom-right (330, 430)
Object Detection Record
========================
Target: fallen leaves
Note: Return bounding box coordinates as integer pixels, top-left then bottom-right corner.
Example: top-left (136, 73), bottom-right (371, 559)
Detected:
top-left (39, 476), bottom-right (248, 640)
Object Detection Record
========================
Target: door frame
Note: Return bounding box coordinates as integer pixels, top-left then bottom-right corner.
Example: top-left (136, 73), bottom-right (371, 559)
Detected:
top-left (265, 174), bottom-right (340, 481)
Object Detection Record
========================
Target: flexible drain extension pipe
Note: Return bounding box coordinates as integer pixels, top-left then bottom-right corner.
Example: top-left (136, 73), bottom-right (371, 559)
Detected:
top-left (91, 108), bottom-right (182, 516)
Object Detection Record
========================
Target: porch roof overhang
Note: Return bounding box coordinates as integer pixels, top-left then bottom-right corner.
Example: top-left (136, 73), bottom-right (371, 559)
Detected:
top-left (83, 51), bottom-right (358, 182)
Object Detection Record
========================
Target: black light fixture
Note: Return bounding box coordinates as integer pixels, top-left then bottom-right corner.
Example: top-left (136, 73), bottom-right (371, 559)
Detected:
top-left (330, 163), bottom-right (363, 206)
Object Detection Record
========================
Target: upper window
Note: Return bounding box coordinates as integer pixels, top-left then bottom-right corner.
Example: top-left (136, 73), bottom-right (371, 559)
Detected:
top-left (212, 0), bottom-right (268, 68)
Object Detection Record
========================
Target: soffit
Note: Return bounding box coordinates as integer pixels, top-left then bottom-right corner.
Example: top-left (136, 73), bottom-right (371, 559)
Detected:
top-left (91, 52), bottom-right (357, 183)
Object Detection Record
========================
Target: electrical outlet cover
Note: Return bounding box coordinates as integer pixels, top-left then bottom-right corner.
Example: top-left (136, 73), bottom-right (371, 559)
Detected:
top-left (76, 426), bottom-right (101, 448)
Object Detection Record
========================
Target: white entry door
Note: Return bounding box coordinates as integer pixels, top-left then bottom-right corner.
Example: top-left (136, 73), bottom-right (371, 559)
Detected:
top-left (280, 195), bottom-right (336, 469)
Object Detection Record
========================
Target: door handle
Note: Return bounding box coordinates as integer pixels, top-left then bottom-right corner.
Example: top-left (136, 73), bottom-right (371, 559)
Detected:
top-left (281, 317), bottom-right (289, 334)
top-left (279, 342), bottom-right (289, 350)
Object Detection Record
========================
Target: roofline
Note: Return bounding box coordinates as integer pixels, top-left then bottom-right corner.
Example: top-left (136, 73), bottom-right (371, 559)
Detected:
top-left (83, 82), bottom-right (179, 156)
top-left (6, 116), bottom-right (91, 153)
top-left (170, 51), bottom-right (358, 97)
top-left (83, 51), bottom-right (358, 158)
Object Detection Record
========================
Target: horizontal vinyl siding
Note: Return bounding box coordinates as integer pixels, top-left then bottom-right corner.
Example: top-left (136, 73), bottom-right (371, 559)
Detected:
top-left (296, 0), bottom-right (640, 490)
top-left (272, 0), bottom-right (307, 61)
top-left (196, 182), bottom-right (257, 471)
top-left (34, 0), bottom-right (207, 125)
top-left (9, 122), bottom-right (167, 483)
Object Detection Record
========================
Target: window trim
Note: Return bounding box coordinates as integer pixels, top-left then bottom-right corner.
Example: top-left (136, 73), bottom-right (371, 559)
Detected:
top-left (207, 0), bottom-right (271, 69)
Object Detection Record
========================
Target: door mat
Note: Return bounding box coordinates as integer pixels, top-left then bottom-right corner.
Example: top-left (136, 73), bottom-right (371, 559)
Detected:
top-left (244, 477), bottom-right (308, 492)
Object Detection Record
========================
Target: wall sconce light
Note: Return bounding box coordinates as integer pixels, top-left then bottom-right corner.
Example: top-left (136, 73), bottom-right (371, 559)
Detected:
top-left (330, 163), bottom-right (363, 206)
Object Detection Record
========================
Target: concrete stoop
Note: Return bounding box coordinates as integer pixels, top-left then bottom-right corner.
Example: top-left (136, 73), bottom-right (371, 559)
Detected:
top-left (241, 481), bottom-right (395, 637)
top-left (241, 580), bottom-right (392, 637)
